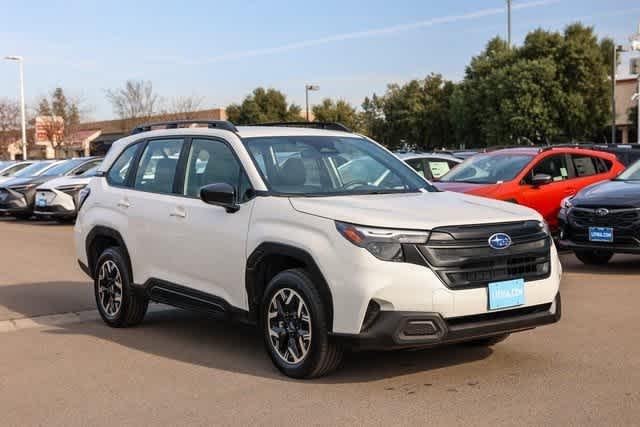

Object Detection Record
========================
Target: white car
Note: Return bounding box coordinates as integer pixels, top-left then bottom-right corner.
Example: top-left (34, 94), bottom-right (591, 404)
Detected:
top-left (74, 121), bottom-right (562, 378)
top-left (0, 161), bottom-right (37, 184)
top-left (396, 152), bottom-right (462, 181)
top-left (34, 165), bottom-right (101, 221)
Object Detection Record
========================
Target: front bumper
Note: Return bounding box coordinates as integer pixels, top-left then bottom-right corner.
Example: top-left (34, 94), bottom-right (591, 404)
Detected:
top-left (34, 204), bottom-right (76, 218)
top-left (334, 293), bottom-right (561, 350)
top-left (559, 239), bottom-right (640, 254)
top-left (0, 192), bottom-right (29, 214)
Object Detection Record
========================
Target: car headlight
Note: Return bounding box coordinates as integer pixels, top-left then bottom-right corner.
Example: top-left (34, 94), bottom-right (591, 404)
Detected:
top-left (335, 221), bottom-right (429, 262)
top-left (561, 196), bottom-right (574, 211)
top-left (56, 183), bottom-right (87, 196)
top-left (8, 183), bottom-right (37, 194)
top-left (539, 220), bottom-right (551, 236)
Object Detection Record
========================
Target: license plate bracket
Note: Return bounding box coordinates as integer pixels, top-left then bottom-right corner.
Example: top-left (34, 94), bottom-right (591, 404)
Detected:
top-left (589, 227), bottom-right (613, 242)
top-left (488, 278), bottom-right (525, 310)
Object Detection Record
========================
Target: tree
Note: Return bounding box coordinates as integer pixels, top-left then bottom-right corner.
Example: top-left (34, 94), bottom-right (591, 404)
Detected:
top-left (312, 99), bottom-right (360, 131)
top-left (226, 88), bottom-right (301, 125)
top-left (452, 24), bottom-right (613, 147)
top-left (106, 80), bottom-right (159, 128)
top-left (360, 94), bottom-right (387, 143)
top-left (161, 95), bottom-right (205, 120)
top-left (36, 88), bottom-right (83, 151)
top-left (0, 98), bottom-right (20, 156)
top-left (368, 74), bottom-right (455, 150)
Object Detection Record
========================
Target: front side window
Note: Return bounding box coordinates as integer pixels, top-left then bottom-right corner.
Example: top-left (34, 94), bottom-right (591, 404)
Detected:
top-left (107, 143), bottom-right (139, 186)
top-left (440, 154), bottom-right (532, 184)
top-left (183, 138), bottom-right (243, 198)
top-left (426, 159), bottom-right (454, 179)
top-left (134, 139), bottom-right (184, 194)
top-left (244, 136), bottom-right (432, 195)
top-left (528, 154), bottom-right (570, 183)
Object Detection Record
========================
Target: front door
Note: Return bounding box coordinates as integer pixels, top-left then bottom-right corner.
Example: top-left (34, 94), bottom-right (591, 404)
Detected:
top-left (169, 137), bottom-right (254, 309)
top-left (520, 153), bottom-right (574, 228)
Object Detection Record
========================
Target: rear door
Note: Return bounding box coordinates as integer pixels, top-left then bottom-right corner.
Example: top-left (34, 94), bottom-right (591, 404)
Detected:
top-left (126, 138), bottom-right (186, 284)
top-left (519, 153), bottom-right (574, 227)
top-left (569, 153), bottom-right (614, 191)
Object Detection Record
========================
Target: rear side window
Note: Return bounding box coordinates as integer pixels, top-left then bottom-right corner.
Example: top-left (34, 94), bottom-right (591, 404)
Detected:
top-left (571, 155), bottom-right (598, 177)
top-left (529, 154), bottom-right (569, 183)
top-left (107, 144), bottom-right (139, 186)
top-left (594, 157), bottom-right (612, 174)
top-left (134, 139), bottom-right (184, 194)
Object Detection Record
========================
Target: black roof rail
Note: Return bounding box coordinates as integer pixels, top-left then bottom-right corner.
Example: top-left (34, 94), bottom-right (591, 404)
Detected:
top-left (130, 120), bottom-right (238, 135)
top-left (246, 121), bottom-right (352, 133)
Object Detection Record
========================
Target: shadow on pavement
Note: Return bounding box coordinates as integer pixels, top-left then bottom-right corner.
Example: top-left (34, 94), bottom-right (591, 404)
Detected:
top-left (48, 307), bottom-right (493, 383)
top-left (0, 281), bottom-right (93, 321)
top-left (560, 253), bottom-right (640, 275)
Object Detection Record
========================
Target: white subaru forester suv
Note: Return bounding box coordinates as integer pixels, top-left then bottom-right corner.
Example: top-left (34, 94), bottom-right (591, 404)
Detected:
top-left (75, 120), bottom-right (562, 378)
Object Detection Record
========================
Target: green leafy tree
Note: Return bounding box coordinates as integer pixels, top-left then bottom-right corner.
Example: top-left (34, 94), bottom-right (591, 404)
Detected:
top-left (312, 99), bottom-right (360, 131)
top-left (364, 74), bottom-right (455, 149)
top-left (452, 24), bottom-right (613, 147)
top-left (226, 88), bottom-right (301, 124)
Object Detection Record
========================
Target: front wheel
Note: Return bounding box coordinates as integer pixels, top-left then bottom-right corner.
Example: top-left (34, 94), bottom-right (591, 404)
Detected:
top-left (262, 269), bottom-right (343, 379)
top-left (574, 250), bottom-right (614, 265)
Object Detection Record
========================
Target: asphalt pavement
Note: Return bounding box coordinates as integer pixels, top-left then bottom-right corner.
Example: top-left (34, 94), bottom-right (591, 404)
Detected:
top-left (1, 217), bottom-right (639, 426)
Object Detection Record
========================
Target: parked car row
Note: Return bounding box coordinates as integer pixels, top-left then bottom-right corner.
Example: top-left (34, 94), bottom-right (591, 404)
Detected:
top-left (405, 146), bottom-right (638, 267)
top-left (0, 157), bottom-right (102, 221)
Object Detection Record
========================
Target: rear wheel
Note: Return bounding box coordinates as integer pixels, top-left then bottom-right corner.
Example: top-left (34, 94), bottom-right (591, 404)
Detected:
top-left (574, 250), bottom-right (614, 265)
top-left (262, 269), bottom-right (343, 379)
top-left (94, 247), bottom-right (148, 327)
top-left (464, 334), bottom-right (510, 347)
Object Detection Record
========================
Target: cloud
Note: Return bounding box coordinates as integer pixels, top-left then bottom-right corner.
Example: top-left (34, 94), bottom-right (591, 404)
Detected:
top-left (167, 0), bottom-right (561, 64)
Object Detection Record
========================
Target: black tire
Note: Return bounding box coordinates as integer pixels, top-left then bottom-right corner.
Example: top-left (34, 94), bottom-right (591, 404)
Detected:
top-left (94, 247), bottom-right (148, 327)
top-left (13, 213), bottom-right (31, 220)
top-left (261, 268), bottom-right (343, 379)
top-left (464, 334), bottom-right (510, 347)
top-left (574, 250), bottom-right (614, 265)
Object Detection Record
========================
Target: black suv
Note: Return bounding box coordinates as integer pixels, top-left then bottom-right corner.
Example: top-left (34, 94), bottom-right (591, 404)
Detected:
top-left (559, 159), bottom-right (640, 264)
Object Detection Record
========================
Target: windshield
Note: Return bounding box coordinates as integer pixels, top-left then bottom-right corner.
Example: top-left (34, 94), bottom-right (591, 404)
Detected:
top-left (440, 153), bottom-right (533, 184)
top-left (615, 159), bottom-right (640, 181)
top-left (80, 165), bottom-right (100, 177)
top-left (244, 136), bottom-right (434, 195)
top-left (14, 162), bottom-right (55, 177)
top-left (41, 159), bottom-right (86, 177)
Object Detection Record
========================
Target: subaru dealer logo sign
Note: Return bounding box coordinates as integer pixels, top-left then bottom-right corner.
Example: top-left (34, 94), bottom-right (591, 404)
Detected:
top-left (488, 233), bottom-right (512, 250)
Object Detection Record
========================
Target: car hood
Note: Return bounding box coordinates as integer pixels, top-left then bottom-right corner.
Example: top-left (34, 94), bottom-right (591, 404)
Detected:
top-left (289, 191), bottom-right (541, 230)
top-left (572, 180), bottom-right (640, 207)
top-left (36, 175), bottom-right (92, 190)
top-left (1, 176), bottom-right (55, 188)
top-left (434, 181), bottom-right (502, 196)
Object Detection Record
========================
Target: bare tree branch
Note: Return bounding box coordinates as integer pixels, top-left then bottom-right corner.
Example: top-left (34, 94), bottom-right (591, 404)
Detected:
top-left (106, 80), bottom-right (159, 129)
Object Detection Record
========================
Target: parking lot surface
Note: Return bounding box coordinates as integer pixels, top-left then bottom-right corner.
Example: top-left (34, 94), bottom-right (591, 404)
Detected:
top-left (1, 217), bottom-right (639, 426)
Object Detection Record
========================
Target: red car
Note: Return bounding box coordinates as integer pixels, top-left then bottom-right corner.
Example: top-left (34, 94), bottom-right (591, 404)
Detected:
top-left (435, 147), bottom-right (625, 230)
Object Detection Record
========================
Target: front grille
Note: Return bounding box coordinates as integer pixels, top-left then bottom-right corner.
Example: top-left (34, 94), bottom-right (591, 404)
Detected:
top-left (36, 190), bottom-right (56, 203)
top-left (405, 221), bottom-right (551, 289)
top-left (567, 206), bottom-right (640, 246)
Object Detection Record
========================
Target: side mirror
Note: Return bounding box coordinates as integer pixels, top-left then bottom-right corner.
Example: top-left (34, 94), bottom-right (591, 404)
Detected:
top-left (531, 173), bottom-right (553, 187)
top-left (200, 183), bottom-right (240, 213)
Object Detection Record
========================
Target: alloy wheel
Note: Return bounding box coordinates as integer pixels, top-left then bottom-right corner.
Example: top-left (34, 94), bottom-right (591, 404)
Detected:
top-left (97, 260), bottom-right (123, 318)
top-left (267, 288), bottom-right (312, 365)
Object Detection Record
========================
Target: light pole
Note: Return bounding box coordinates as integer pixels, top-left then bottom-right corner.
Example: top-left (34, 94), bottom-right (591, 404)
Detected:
top-left (611, 45), bottom-right (626, 144)
top-left (4, 56), bottom-right (27, 160)
top-left (305, 84), bottom-right (319, 121)
top-left (506, 0), bottom-right (512, 48)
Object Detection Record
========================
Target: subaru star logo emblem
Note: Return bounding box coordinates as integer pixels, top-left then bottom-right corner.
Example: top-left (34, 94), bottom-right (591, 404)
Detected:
top-left (488, 233), bottom-right (512, 250)
top-left (595, 208), bottom-right (609, 217)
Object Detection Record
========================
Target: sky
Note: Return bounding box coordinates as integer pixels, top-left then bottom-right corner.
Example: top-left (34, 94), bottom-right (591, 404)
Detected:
top-left (1, 0), bottom-right (640, 121)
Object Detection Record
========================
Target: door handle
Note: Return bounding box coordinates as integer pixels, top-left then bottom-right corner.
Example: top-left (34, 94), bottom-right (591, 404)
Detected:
top-left (117, 199), bottom-right (131, 208)
top-left (170, 208), bottom-right (186, 218)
